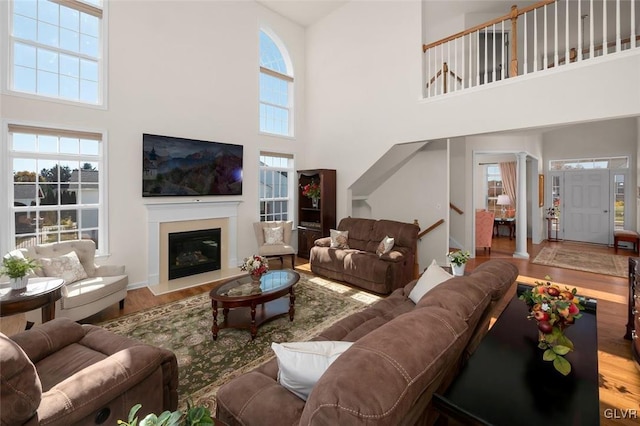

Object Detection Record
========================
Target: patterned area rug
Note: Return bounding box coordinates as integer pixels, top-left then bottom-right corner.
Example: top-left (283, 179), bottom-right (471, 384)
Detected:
top-left (531, 246), bottom-right (627, 277)
top-left (100, 273), bottom-right (380, 412)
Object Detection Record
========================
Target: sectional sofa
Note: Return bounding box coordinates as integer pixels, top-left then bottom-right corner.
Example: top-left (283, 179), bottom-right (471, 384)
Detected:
top-left (216, 259), bottom-right (518, 425)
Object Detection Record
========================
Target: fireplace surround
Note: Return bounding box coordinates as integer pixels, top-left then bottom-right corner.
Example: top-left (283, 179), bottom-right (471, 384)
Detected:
top-left (145, 201), bottom-right (240, 288)
top-left (168, 228), bottom-right (221, 280)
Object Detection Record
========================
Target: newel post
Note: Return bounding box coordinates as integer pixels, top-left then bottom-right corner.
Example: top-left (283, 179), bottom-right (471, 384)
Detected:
top-left (510, 5), bottom-right (519, 77)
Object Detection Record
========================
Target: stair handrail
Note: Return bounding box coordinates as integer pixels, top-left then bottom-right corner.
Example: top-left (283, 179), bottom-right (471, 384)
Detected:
top-left (417, 218), bottom-right (445, 240)
top-left (425, 62), bottom-right (464, 93)
top-left (450, 203), bottom-right (464, 215)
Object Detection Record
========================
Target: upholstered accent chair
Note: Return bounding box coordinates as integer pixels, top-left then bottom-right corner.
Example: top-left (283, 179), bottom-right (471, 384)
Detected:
top-left (253, 221), bottom-right (296, 269)
top-left (475, 210), bottom-right (495, 253)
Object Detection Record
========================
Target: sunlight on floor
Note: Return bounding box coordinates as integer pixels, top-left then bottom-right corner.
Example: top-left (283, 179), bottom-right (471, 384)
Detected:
top-left (308, 276), bottom-right (381, 305)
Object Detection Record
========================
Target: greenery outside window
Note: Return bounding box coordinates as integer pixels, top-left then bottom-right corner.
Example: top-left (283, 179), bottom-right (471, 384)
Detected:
top-left (259, 30), bottom-right (293, 136)
top-left (485, 164), bottom-right (503, 216)
top-left (10, 0), bottom-right (104, 105)
top-left (259, 152), bottom-right (293, 222)
top-left (7, 124), bottom-right (106, 253)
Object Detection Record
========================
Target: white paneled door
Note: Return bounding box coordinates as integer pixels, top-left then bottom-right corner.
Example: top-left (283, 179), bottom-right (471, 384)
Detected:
top-left (563, 170), bottom-right (610, 244)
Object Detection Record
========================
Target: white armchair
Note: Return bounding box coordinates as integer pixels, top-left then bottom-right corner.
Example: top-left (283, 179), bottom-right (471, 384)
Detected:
top-left (252, 221), bottom-right (296, 269)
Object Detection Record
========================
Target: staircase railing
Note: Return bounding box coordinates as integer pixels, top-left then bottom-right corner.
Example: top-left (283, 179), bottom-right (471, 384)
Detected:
top-left (423, 0), bottom-right (639, 98)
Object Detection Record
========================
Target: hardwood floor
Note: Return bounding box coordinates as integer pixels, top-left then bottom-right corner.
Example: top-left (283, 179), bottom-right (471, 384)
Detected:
top-left (85, 240), bottom-right (640, 425)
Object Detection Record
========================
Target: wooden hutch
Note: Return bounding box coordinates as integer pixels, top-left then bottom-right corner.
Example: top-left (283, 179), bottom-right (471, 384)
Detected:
top-left (297, 169), bottom-right (336, 259)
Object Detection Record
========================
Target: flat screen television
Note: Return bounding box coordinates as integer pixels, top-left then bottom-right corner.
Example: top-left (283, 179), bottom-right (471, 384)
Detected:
top-left (142, 133), bottom-right (243, 197)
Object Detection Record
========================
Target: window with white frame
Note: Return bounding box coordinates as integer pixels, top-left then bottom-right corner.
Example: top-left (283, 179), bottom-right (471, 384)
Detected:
top-left (259, 152), bottom-right (293, 221)
top-left (259, 30), bottom-right (293, 136)
top-left (486, 164), bottom-right (503, 216)
top-left (10, 0), bottom-right (104, 104)
top-left (8, 124), bottom-right (105, 252)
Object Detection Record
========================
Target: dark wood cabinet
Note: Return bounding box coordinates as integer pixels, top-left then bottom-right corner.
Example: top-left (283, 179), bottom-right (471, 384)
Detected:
top-left (297, 169), bottom-right (336, 259)
top-left (625, 257), bottom-right (640, 369)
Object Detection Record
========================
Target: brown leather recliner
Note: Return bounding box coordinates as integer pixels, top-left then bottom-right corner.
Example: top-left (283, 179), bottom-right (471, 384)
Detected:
top-left (0, 317), bottom-right (178, 426)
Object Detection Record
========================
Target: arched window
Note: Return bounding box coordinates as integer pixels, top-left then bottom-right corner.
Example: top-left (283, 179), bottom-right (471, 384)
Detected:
top-left (259, 30), bottom-right (293, 136)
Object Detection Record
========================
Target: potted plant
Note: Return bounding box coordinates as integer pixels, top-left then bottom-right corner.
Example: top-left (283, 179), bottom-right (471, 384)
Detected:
top-left (447, 250), bottom-right (470, 276)
top-left (1, 254), bottom-right (37, 290)
top-left (118, 402), bottom-right (215, 426)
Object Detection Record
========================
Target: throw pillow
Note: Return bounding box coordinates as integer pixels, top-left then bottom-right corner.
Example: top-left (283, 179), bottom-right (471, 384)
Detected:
top-left (272, 341), bottom-right (354, 400)
top-left (39, 251), bottom-right (89, 284)
top-left (408, 259), bottom-right (453, 304)
top-left (329, 230), bottom-right (349, 249)
top-left (263, 226), bottom-right (284, 245)
top-left (375, 235), bottom-right (395, 257)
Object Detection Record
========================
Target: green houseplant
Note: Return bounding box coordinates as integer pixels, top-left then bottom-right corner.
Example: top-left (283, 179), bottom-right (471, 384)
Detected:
top-left (1, 254), bottom-right (37, 290)
top-left (447, 250), bottom-right (470, 276)
top-left (118, 403), bottom-right (215, 426)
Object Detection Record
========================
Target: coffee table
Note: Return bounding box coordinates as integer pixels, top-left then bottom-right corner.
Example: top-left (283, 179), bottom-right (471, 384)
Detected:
top-left (433, 283), bottom-right (599, 426)
top-left (0, 277), bottom-right (65, 323)
top-left (209, 270), bottom-right (300, 340)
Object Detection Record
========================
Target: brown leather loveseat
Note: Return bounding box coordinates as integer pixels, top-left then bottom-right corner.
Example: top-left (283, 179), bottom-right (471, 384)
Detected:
top-left (216, 260), bottom-right (518, 425)
top-left (310, 217), bottom-right (419, 294)
top-left (0, 317), bottom-right (178, 426)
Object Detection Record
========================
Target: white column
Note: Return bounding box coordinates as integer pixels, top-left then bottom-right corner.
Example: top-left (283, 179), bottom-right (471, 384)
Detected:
top-left (514, 152), bottom-right (530, 259)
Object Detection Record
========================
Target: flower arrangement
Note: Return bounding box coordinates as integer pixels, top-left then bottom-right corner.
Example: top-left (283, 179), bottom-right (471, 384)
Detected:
top-left (519, 276), bottom-right (585, 376)
top-left (1, 255), bottom-right (37, 279)
top-left (446, 250), bottom-right (470, 267)
top-left (546, 206), bottom-right (560, 218)
top-left (301, 181), bottom-right (321, 200)
top-left (241, 254), bottom-right (269, 279)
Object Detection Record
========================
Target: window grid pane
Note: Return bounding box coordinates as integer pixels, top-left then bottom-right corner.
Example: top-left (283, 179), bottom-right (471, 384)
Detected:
top-left (259, 153), bottom-right (293, 222)
top-left (259, 30), bottom-right (293, 136)
top-left (11, 129), bottom-right (102, 250)
top-left (11, 0), bottom-right (103, 104)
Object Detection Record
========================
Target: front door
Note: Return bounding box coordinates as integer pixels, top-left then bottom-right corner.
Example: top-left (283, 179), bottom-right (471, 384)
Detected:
top-left (563, 170), bottom-right (610, 244)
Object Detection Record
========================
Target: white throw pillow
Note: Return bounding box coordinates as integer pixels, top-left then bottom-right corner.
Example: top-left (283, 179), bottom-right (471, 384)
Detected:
top-left (375, 235), bottom-right (395, 257)
top-left (329, 229), bottom-right (349, 249)
top-left (272, 341), bottom-right (354, 400)
top-left (263, 226), bottom-right (284, 245)
top-left (39, 251), bottom-right (89, 284)
top-left (408, 259), bottom-right (453, 304)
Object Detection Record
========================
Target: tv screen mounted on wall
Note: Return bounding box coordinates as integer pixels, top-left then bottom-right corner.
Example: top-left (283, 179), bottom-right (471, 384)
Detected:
top-left (142, 133), bottom-right (243, 197)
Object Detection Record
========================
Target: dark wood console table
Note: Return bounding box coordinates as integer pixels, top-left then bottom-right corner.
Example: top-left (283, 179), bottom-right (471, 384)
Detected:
top-left (434, 284), bottom-right (599, 426)
top-left (0, 277), bottom-right (64, 323)
top-left (625, 257), bottom-right (640, 368)
top-left (493, 217), bottom-right (515, 239)
top-left (546, 217), bottom-right (561, 242)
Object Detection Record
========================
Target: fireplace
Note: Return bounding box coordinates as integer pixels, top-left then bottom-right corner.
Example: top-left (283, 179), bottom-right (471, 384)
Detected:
top-left (168, 228), bottom-right (221, 280)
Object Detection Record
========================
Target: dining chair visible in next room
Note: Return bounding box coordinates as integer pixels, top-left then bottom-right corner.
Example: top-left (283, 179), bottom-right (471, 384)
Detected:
top-left (476, 210), bottom-right (495, 254)
top-left (253, 221), bottom-right (296, 269)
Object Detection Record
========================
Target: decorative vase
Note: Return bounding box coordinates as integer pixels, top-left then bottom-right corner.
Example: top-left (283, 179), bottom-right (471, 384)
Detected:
top-left (251, 274), bottom-right (263, 285)
top-left (312, 197), bottom-right (319, 209)
top-left (10, 276), bottom-right (28, 290)
top-left (451, 263), bottom-right (466, 276)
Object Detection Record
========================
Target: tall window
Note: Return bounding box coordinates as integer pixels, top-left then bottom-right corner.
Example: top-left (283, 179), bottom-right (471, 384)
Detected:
top-left (486, 164), bottom-right (503, 215)
top-left (10, 0), bottom-right (104, 104)
top-left (8, 124), bottom-right (105, 252)
top-left (259, 152), bottom-right (293, 222)
top-left (259, 30), bottom-right (293, 136)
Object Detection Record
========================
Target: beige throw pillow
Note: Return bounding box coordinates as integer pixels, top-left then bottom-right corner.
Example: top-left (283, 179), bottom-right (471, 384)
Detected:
top-left (39, 251), bottom-right (89, 284)
top-left (375, 235), bottom-right (395, 257)
top-left (408, 259), bottom-right (453, 304)
top-left (330, 229), bottom-right (349, 249)
top-left (264, 226), bottom-right (284, 245)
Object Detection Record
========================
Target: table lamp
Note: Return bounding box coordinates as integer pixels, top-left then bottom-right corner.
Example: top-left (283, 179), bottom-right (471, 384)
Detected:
top-left (497, 194), bottom-right (511, 218)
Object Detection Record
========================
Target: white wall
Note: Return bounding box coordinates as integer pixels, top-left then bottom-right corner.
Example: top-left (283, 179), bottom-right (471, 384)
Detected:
top-left (306, 0), bottom-right (639, 256)
top-left (1, 1), bottom-right (307, 286)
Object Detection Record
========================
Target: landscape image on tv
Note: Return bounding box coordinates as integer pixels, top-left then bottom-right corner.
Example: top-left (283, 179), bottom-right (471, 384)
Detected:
top-left (142, 133), bottom-right (243, 197)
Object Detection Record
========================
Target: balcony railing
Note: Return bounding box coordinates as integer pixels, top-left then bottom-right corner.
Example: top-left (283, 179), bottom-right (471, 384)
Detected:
top-left (423, 0), bottom-right (639, 98)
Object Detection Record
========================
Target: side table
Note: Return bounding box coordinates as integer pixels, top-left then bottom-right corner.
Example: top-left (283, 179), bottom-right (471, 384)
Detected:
top-left (546, 217), bottom-right (561, 241)
top-left (0, 277), bottom-right (65, 323)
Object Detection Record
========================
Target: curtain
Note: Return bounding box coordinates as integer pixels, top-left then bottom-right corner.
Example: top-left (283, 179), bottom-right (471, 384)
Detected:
top-left (499, 161), bottom-right (517, 210)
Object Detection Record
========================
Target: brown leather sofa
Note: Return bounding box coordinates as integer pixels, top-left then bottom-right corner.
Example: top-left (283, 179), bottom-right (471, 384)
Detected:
top-left (0, 317), bottom-right (178, 426)
top-left (216, 260), bottom-right (518, 426)
top-left (309, 217), bottom-right (419, 294)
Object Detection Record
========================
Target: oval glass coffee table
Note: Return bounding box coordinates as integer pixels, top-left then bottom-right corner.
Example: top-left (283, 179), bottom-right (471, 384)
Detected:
top-left (209, 270), bottom-right (300, 340)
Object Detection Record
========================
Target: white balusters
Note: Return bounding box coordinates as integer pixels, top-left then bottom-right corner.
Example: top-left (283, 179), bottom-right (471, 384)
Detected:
top-left (534, 8), bottom-right (539, 71)
top-left (589, 0), bottom-right (594, 59)
top-left (524, 11), bottom-right (528, 74)
top-left (603, 0), bottom-right (608, 56)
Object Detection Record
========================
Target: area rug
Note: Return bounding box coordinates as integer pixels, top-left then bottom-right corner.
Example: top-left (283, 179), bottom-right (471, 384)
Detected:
top-left (99, 273), bottom-right (380, 412)
top-left (531, 246), bottom-right (627, 277)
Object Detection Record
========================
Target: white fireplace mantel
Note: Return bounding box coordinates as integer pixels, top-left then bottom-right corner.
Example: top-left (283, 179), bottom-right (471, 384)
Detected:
top-left (145, 201), bottom-right (240, 285)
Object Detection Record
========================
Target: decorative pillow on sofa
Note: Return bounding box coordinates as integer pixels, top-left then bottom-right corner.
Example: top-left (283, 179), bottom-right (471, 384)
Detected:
top-left (329, 230), bottom-right (349, 249)
top-left (408, 259), bottom-right (453, 304)
top-left (39, 251), bottom-right (89, 284)
top-left (263, 226), bottom-right (284, 245)
top-left (271, 341), bottom-right (353, 400)
top-left (375, 235), bottom-right (395, 257)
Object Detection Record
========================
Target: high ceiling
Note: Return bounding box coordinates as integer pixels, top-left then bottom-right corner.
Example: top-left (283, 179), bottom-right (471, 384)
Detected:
top-left (256, 0), bottom-right (348, 27)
